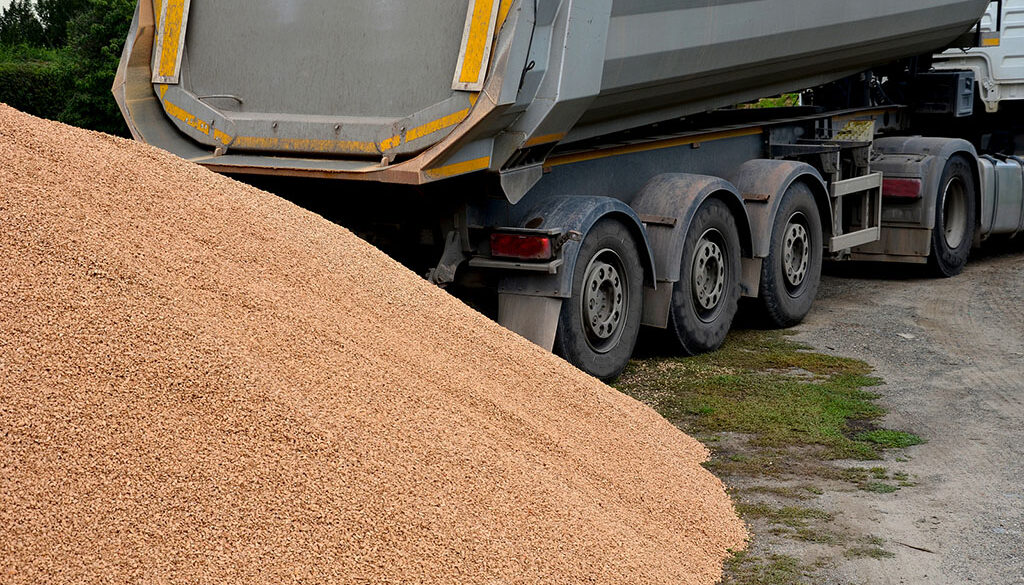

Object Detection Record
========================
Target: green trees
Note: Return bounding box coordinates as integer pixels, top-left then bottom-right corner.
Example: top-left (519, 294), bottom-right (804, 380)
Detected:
top-left (61, 0), bottom-right (135, 134)
top-left (0, 0), bottom-right (46, 46)
top-left (0, 0), bottom-right (134, 135)
top-left (37, 0), bottom-right (90, 46)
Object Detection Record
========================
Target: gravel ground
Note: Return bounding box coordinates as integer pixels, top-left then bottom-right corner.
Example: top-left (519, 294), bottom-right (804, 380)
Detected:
top-left (793, 244), bottom-right (1024, 584)
top-left (0, 104), bottom-right (745, 585)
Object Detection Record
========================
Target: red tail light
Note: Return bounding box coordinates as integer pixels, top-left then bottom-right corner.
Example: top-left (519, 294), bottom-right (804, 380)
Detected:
top-left (490, 233), bottom-right (553, 260)
top-left (882, 177), bottom-right (923, 199)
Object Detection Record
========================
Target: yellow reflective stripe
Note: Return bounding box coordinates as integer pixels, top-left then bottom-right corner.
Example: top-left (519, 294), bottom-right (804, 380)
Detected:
top-left (406, 108), bottom-right (471, 143)
top-left (496, 0), bottom-right (514, 32)
top-left (162, 98), bottom-right (210, 136)
top-left (426, 156), bottom-right (490, 179)
top-left (153, 0), bottom-right (163, 24)
top-left (233, 136), bottom-right (379, 155)
top-left (459, 0), bottom-right (496, 84)
top-left (212, 129), bottom-right (232, 146)
top-left (156, 94), bottom-right (474, 154)
top-left (524, 133), bottom-right (566, 147)
top-left (157, 0), bottom-right (186, 78)
top-left (983, 37), bottom-right (1001, 47)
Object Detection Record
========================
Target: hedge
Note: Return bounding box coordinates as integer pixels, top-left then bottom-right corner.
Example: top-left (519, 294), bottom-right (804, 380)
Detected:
top-left (0, 46), bottom-right (71, 121)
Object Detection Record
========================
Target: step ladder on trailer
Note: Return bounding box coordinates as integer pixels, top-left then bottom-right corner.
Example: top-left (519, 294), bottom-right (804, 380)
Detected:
top-left (770, 119), bottom-right (884, 253)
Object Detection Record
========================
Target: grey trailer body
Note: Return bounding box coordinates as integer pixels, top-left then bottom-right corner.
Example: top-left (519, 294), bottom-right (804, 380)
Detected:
top-left (116, 0), bottom-right (1016, 379)
top-left (116, 0), bottom-right (989, 193)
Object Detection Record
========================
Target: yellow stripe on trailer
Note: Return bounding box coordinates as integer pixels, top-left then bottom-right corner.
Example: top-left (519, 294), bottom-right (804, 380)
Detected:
top-left (425, 156), bottom-right (491, 179)
top-left (453, 0), bottom-right (501, 92)
top-left (406, 108), bottom-right (471, 143)
top-left (152, 0), bottom-right (191, 84)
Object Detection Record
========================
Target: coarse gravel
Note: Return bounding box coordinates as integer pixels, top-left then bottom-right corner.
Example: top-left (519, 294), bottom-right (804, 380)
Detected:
top-left (0, 104), bottom-right (746, 584)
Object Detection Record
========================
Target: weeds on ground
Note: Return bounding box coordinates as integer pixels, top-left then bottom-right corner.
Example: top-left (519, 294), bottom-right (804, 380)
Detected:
top-left (617, 329), bottom-right (925, 583)
top-left (617, 330), bottom-right (912, 460)
top-left (723, 551), bottom-right (812, 585)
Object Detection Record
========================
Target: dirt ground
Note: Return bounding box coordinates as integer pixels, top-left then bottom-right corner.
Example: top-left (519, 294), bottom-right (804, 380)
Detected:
top-left (791, 241), bottom-right (1024, 584)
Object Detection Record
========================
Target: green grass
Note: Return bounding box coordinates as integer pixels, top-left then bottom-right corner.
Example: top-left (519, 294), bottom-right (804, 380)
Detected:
top-left (723, 552), bottom-right (811, 585)
top-left (616, 329), bottom-right (920, 581)
top-left (845, 543), bottom-right (896, 559)
top-left (735, 503), bottom-right (834, 529)
top-left (739, 485), bottom-right (820, 501)
top-left (617, 330), bottom-right (894, 460)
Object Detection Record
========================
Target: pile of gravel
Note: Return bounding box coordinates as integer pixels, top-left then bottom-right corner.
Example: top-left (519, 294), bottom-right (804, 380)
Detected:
top-left (0, 104), bottom-right (745, 584)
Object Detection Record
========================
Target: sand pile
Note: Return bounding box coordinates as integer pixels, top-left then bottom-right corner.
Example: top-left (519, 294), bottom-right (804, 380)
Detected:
top-left (0, 104), bottom-right (745, 584)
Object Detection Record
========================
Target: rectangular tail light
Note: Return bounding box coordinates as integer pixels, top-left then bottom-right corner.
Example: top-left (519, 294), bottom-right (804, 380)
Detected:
top-left (490, 233), bottom-right (553, 261)
top-left (882, 177), bottom-right (923, 199)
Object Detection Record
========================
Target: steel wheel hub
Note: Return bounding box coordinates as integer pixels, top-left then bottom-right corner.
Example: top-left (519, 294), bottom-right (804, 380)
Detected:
top-left (693, 235), bottom-right (725, 312)
top-left (583, 253), bottom-right (625, 352)
top-left (783, 220), bottom-right (809, 288)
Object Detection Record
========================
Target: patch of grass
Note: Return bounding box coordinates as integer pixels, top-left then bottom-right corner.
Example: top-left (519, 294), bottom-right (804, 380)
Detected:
top-left (617, 329), bottom-right (925, 584)
top-left (855, 429), bottom-right (925, 449)
top-left (735, 503), bottom-right (833, 528)
top-left (740, 485), bottom-right (818, 501)
top-left (792, 527), bottom-right (839, 544)
top-left (617, 330), bottom-right (888, 459)
top-left (723, 551), bottom-right (811, 585)
top-left (845, 544), bottom-right (895, 559)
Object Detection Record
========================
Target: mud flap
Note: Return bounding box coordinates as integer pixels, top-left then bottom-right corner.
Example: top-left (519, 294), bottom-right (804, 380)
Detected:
top-left (498, 293), bottom-right (562, 351)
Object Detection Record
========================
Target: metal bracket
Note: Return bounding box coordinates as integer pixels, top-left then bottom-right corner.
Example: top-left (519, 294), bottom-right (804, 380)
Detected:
top-left (829, 172), bottom-right (884, 251)
top-left (427, 230), bottom-right (467, 285)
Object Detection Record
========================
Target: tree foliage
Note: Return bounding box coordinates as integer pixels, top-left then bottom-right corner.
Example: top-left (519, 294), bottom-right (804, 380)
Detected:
top-left (0, 0), bottom-right (134, 135)
top-left (0, 0), bottom-right (45, 46)
top-left (36, 0), bottom-right (90, 47)
top-left (59, 0), bottom-right (135, 135)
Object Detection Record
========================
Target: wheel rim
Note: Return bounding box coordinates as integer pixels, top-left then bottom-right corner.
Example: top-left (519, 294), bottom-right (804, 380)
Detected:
top-left (782, 212), bottom-right (811, 294)
top-left (691, 229), bottom-right (727, 322)
top-left (942, 176), bottom-right (968, 250)
top-left (581, 248), bottom-right (627, 354)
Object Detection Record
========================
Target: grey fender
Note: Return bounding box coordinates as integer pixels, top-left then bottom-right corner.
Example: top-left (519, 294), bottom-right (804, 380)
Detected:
top-left (499, 195), bottom-right (656, 299)
top-left (730, 160), bottom-right (831, 259)
top-left (630, 173), bottom-right (752, 283)
top-left (872, 137), bottom-right (979, 231)
top-left (629, 174), bottom-right (751, 327)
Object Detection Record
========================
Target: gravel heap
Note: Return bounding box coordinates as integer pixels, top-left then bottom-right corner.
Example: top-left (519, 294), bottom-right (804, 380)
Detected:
top-left (0, 104), bottom-right (745, 584)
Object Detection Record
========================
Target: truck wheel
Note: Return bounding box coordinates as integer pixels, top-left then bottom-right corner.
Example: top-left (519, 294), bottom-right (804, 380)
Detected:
top-left (929, 155), bottom-right (976, 277)
top-left (668, 199), bottom-right (741, 355)
top-left (554, 219), bottom-right (643, 381)
top-left (758, 182), bottom-right (823, 328)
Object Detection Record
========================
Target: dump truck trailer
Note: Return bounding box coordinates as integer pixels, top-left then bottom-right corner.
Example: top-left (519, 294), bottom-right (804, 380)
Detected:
top-left (115, 0), bottom-right (1024, 380)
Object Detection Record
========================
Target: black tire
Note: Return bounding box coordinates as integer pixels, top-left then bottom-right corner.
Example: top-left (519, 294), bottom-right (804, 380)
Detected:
top-left (554, 219), bottom-right (643, 381)
top-left (668, 198), bottom-right (742, 355)
top-left (929, 155), bottom-right (976, 277)
top-left (758, 182), bottom-right (823, 328)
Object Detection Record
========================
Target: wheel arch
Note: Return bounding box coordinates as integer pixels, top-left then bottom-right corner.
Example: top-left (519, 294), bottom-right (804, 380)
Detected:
top-left (499, 195), bottom-right (656, 300)
top-left (629, 173), bottom-right (751, 285)
top-left (729, 160), bottom-right (830, 259)
top-left (873, 136), bottom-right (979, 233)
